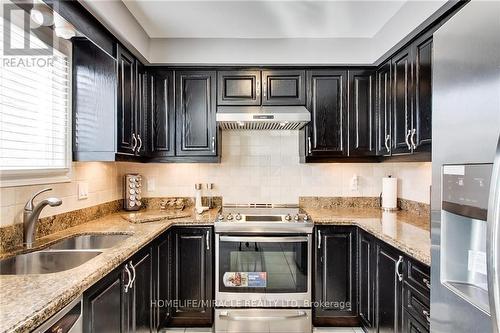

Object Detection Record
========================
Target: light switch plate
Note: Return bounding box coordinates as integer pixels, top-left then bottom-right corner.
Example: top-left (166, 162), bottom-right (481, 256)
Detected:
top-left (78, 181), bottom-right (88, 200)
top-left (147, 178), bottom-right (156, 192)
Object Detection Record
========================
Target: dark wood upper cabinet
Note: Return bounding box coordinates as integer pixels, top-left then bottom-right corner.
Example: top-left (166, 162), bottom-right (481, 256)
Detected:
top-left (135, 63), bottom-right (148, 157)
top-left (168, 227), bottom-right (213, 327)
top-left (148, 70), bottom-right (175, 158)
top-left (391, 46), bottom-right (414, 155)
top-left (306, 70), bottom-right (347, 157)
top-left (217, 70), bottom-right (261, 105)
top-left (348, 70), bottom-right (376, 157)
top-left (412, 33), bottom-right (433, 153)
top-left (175, 71), bottom-right (218, 157)
top-left (72, 38), bottom-right (117, 161)
top-left (376, 243), bottom-right (403, 333)
top-left (376, 60), bottom-right (392, 156)
top-left (359, 231), bottom-right (375, 331)
top-left (314, 226), bottom-right (358, 326)
top-left (117, 45), bottom-right (136, 155)
top-left (262, 70), bottom-right (306, 105)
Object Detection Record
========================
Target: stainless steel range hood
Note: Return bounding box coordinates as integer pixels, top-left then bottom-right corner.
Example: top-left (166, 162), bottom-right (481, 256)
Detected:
top-left (216, 106), bottom-right (310, 130)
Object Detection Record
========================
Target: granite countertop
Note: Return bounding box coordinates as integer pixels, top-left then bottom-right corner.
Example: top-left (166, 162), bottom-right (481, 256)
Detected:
top-left (0, 208), bottom-right (219, 333)
top-left (303, 207), bottom-right (431, 265)
top-left (0, 206), bottom-right (430, 333)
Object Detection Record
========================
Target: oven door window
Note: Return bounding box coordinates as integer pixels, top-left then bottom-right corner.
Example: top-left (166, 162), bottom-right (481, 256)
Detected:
top-left (218, 236), bottom-right (308, 293)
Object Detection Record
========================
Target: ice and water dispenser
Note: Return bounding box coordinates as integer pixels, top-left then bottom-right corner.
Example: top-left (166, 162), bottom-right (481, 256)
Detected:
top-left (441, 164), bottom-right (492, 314)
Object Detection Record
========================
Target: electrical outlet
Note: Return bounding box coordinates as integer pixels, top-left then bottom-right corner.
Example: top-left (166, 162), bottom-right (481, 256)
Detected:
top-left (78, 181), bottom-right (88, 200)
top-left (350, 175), bottom-right (359, 191)
top-left (147, 178), bottom-right (156, 192)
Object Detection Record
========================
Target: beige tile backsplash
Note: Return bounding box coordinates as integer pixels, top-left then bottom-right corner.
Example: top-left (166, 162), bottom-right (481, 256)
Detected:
top-left (0, 162), bottom-right (121, 227)
top-left (0, 131), bottom-right (431, 227)
top-left (120, 131), bottom-right (432, 205)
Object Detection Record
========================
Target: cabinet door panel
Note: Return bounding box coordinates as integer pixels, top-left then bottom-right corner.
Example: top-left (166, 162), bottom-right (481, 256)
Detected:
top-left (376, 244), bottom-right (402, 333)
top-left (376, 60), bottom-right (392, 156)
top-left (132, 250), bottom-right (154, 332)
top-left (359, 232), bottom-right (375, 330)
top-left (217, 70), bottom-right (261, 105)
top-left (262, 70), bottom-right (305, 105)
top-left (402, 310), bottom-right (429, 333)
top-left (149, 70), bottom-right (175, 157)
top-left (413, 34), bottom-right (433, 152)
top-left (314, 226), bottom-right (357, 325)
top-left (176, 71), bottom-right (217, 156)
top-left (136, 63), bottom-right (148, 156)
top-left (306, 70), bottom-right (347, 157)
top-left (169, 227), bottom-right (213, 326)
top-left (117, 46), bottom-right (136, 154)
top-left (392, 47), bottom-right (413, 155)
top-left (348, 70), bottom-right (376, 156)
top-left (84, 271), bottom-right (125, 333)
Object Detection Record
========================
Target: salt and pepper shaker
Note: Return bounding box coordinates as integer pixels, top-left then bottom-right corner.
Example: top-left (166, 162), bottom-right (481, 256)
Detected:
top-left (195, 183), bottom-right (209, 214)
top-left (206, 183), bottom-right (214, 208)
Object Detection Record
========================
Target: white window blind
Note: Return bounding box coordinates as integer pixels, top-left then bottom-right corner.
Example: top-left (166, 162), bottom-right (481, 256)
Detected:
top-left (0, 9), bottom-right (71, 183)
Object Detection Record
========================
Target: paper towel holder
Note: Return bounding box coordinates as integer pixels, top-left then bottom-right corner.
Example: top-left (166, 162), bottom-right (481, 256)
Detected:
top-left (380, 175), bottom-right (399, 212)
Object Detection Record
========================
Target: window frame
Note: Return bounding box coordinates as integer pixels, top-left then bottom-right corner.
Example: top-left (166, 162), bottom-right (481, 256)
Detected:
top-left (0, 6), bottom-right (73, 188)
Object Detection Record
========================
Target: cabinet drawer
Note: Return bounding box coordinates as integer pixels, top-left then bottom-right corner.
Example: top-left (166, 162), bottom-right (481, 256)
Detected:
top-left (403, 309), bottom-right (429, 333)
top-left (405, 258), bottom-right (431, 296)
top-left (403, 282), bottom-right (430, 329)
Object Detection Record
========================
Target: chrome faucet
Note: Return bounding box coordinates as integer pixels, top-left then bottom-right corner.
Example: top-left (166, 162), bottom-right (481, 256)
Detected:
top-left (23, 188), bottom-right (62, 249)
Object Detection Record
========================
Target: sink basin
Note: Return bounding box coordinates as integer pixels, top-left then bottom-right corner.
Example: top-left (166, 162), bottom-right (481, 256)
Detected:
top-left (0, 250), bottom-right (102, 275)
top-left (48, 234), bottom-right (131, 250)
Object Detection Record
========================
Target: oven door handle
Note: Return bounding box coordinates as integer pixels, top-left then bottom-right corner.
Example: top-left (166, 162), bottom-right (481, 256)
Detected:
top-left (218, 310), bottom-right (307, 321)
top-left (219, 236), bottom-right (308, 243)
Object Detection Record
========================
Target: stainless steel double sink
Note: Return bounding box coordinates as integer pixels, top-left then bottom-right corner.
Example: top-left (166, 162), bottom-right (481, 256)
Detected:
top-left (0, 234), bottom-right (131, 275)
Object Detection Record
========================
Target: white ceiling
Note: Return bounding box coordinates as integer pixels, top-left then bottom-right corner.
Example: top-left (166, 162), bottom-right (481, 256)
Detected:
top-left (123, 0), bottom-right (411, 39)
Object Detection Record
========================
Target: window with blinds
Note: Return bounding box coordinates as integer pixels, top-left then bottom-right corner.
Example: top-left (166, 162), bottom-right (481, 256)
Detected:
top-left (0, 7), bottom-right (72, 186)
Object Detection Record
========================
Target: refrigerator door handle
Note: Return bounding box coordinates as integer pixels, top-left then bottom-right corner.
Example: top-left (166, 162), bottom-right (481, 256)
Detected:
top-left (488, 135), bottom-right (500, 333)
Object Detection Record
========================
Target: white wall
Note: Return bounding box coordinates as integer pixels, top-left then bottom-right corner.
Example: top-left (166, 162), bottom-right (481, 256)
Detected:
top-left (119, 131), bottom-right (432, 205)
top-left (0, 162), bottom-right (121, 227)
top-left (149, 38), bottom-right (374, 65)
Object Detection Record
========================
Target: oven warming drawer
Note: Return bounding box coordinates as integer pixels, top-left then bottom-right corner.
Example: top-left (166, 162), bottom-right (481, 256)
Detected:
top-left (215, 308), bottom-right (312, 333)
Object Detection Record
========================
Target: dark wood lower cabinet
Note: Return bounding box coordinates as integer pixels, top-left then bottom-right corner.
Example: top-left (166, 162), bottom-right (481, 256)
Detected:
top-left (314, 226), bottom-right (358, 326)
top-left (358, 231), bottom-right (375, 331)
top-left (402, 310), bottom-right (428, 333)
top-left (167, 227), bottom-right (214, 327)
top-left (83, 267), bottom-right (126, 333)
top-left (128, 249), bottom-right (154, 332)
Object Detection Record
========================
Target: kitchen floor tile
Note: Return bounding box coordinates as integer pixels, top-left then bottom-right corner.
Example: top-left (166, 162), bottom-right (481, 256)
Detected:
top-left (184, 328), bottom-right (213, 333)
top-left (313, 327), bottom-right (358, 333)
top-left (160, 328), bottom-right (186, 333)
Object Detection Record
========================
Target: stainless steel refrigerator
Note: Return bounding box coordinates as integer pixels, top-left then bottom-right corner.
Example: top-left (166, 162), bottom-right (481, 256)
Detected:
top-left (431, 1), bottom-right (500, 332)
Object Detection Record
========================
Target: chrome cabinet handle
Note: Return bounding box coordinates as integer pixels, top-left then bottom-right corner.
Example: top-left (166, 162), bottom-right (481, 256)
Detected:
top-left (129, 261), bottom-right (136, 287)
top-left (308, 136), bottom-right (312, 154)
top-left (137, 134), bottom-right (143, 153)
top-left (256, 79), bottom-right (260, 97)
top-left (206, 230), bottom-right (210, 251)
top-left (423, 277), bottom-right (431, 289)
top-left (263, 80), bottom-right (267, 98)
top-left (211, 136), bottom-right (216, 153)
top-left (131, 133), bottom-right (137, 152)
top-left (384, 134), bottom-right (391, 153)
top-left (396, 255), bottom-right (404, 282)
top-left (405, 129), bottom-right (412, 150)
top-left (410, 128), bottom-right (417, 149)
top-left (317, 229), bottom-right (322, 249)
top-left (423, 310), bottom-right (430, 323)
top-left (124, 264), bottom-right (132, 293)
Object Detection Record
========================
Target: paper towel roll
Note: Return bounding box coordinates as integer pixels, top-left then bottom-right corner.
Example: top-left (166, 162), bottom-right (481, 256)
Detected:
top-left (382, 177), bottom-right (398, 210)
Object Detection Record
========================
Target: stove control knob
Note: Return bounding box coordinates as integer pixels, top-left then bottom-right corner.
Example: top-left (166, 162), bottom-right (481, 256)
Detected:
top-left (285, 213), bottom-right (292, 221)
top-left (235, 213), bottom-right (242, 221)
top-left (303, 214), bottom-right (310, 221)
top-left (217, 213), bottom-right (224, 221)
top-left (227, 213), bottom-right (234, 220)
top-left (294, 214), bottom-right (300, 221)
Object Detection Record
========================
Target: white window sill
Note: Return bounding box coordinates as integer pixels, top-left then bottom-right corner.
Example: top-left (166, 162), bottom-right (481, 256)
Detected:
top-left (0, 169), bottom-right (72, 188)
